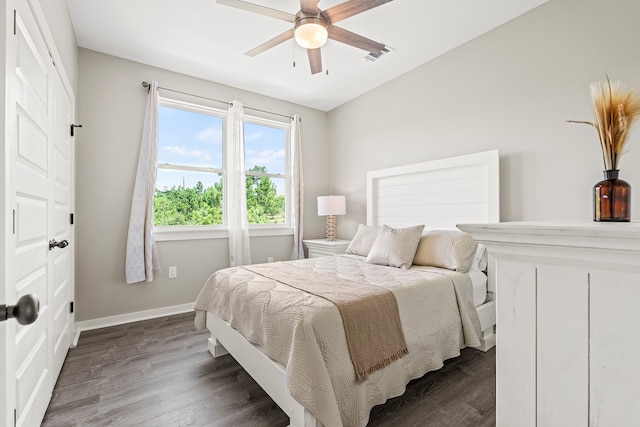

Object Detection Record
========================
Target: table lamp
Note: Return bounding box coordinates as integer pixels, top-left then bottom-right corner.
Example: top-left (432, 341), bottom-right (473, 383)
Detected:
top-left (317, 195), bottom-right (346, 241)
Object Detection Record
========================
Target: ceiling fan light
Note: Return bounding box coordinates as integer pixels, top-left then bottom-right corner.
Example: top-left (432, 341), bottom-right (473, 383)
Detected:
top-left (294, 19), bottom-right (328, 49)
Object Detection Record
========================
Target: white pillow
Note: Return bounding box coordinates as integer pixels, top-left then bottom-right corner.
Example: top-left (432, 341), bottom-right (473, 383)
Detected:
top-left (412, 229), bottom-right (478, 272)
top-left (366, 224), bottom-right (425, 269)
top-left (469, 243), bottom-right (487, 271)
top-left (345, 224), bottom-right (379, 256)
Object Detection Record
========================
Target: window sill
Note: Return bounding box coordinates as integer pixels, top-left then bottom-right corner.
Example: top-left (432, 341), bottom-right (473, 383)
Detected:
top-left (155, 226), bottom-right (294, 242)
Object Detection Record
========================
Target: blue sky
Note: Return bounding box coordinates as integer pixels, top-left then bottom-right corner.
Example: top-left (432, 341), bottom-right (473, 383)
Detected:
top-left (156, 105), bottom-right (286, 194)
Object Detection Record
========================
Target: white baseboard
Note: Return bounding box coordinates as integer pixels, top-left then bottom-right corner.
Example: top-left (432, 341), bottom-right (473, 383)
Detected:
top-left (72, 303), bottom-right (194, 346)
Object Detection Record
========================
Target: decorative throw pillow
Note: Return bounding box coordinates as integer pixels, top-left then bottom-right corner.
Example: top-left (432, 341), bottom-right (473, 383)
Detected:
top-left (345, 224), bottom-right (380, 256)
top-left (366, 224), bottom-right (425, 269)
top-left (412, 229), bottom-right (478, 272)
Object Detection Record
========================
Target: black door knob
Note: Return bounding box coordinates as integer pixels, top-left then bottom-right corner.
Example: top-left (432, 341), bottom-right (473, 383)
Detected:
top-left (49, 239), bottom-right (69, 250)
top-left (0, 294), bottom-right (40, 325)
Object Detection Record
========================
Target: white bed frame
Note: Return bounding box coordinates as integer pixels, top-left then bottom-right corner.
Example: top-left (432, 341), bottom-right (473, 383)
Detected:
top-left (205, 149), bottom-right (500, 427)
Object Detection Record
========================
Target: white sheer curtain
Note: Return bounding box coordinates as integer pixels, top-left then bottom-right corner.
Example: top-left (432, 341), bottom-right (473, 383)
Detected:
top-left (290, 114), bottom-right (305, 259)
top-left (225, 101), bottom-right (251, 266)
top-left (126, 80), bottom-right (163, 283)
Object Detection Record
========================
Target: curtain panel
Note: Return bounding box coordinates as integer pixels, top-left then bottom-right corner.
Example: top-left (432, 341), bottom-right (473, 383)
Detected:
top-left (225, 101), bottom-right (252, 266)
top-left (126, 80), bottom-right (163, 283)
top-left (290, 114), bottom-right (304, 259)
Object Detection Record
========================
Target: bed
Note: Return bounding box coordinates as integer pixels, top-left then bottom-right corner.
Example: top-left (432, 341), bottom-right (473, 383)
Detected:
top-left (193, 149), bottom-right (499, 427)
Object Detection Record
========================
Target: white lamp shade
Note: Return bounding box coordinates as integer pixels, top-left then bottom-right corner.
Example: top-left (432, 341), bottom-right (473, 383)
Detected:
top-left (294, 21), bottom-right (328, 49)
top-left (317, 195), bottom-right (346, 216)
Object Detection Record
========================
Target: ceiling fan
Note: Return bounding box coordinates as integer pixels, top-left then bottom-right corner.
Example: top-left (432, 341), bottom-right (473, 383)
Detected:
top-left (217, 0), bottom-right (394, 74)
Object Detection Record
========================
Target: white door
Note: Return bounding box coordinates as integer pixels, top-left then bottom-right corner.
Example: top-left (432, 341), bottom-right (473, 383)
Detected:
top-left (2, 1), bottom-right (75, 426)
top-left (50, 54), bottom-right (74, 379)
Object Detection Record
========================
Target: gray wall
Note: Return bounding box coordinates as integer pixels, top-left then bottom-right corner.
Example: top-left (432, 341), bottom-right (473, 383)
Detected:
top-left (75, 49), bottom-right (329, 321)
top-left (328, 0), bottom-right (640, 238)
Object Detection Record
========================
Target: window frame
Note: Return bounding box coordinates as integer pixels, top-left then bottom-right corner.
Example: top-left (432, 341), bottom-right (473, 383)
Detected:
top-left (154, 97), bottom-right (294, 242)
top-left (242, 115), bottom-right (292, 228)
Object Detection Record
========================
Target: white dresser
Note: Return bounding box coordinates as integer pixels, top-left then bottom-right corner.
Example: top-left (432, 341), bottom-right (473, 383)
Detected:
top-left (303, 239), bottom-right (350, 258)
top-left (458, 222), bottom-right (640, 427)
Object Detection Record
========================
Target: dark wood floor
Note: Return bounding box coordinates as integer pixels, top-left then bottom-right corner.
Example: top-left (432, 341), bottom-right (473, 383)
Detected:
top-left (42, 312), bottom-right (495, 427)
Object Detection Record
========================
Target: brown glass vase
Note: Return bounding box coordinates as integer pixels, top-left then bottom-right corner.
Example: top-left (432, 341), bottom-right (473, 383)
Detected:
top-left (593, 170), bottom-right (631, 222)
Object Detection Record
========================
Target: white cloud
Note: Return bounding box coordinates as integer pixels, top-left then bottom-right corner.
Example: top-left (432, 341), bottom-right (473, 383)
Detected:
top-left (164, 146), bottom-right (212, 161)
top-left (245, 148), bottom-right (285, 168)
top-left (196, 125), bottom-right (222, 143)
top-left (244, 131), bottom-right (263, 142)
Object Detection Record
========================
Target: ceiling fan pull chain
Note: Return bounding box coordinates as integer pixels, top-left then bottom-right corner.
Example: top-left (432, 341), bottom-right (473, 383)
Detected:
top-left (326, 45), bottom-right (329, 75)
top-left (326, 55), bottom-right (329, 74)
top-left (292, 40), bottom-right (296, 68)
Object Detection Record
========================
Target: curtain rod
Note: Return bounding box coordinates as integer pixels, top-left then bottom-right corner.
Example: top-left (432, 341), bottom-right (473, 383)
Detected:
top-left (141, 81), bottom-right (296, 121)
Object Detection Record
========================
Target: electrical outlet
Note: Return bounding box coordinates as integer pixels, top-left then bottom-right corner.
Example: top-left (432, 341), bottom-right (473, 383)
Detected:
top-left (267, 257), bottom-right (274, 263)
top-left (168, 266), bottom-right (177, 279)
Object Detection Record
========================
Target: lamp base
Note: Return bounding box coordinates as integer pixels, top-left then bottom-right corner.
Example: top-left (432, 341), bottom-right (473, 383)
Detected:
top-left (325, 215), bottom-right (337, 241)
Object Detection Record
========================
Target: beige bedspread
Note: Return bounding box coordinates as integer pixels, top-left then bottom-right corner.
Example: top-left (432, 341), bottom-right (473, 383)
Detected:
top-left (244, 262), bottom-right (408, 381)
top-left (193, 254), bottom-right (481, 427)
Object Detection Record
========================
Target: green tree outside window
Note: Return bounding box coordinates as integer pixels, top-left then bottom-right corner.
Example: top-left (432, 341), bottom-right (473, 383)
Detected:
top-left (155, 165), bottom-right (284, 226)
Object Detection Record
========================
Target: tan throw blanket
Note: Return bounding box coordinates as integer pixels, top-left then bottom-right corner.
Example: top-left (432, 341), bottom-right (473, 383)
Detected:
top-left (244, 262), bottom-right (408, 381)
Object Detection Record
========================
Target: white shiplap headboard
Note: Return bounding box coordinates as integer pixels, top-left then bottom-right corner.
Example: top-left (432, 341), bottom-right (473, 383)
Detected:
top-left (367, 150), bottom-right (500, 229)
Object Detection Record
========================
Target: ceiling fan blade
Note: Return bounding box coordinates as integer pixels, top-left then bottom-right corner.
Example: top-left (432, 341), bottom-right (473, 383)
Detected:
top-left (245, 29), bottom-right (295, 57)
top-left (217, 0), bottom-right (296, 22)
top-left (322, 0), bottom-right (394, 25)
top-left (300, 0), bottom-right (319, 15)
top-left (328, 25), bottom-right (385, 54)
top-left (307, 48), bottom-right (323, 74)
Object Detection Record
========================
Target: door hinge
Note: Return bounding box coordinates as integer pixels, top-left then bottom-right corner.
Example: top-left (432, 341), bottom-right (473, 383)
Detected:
top-left (70, 213), bottom-right (74, 225)
top-left (70, 301), bottom-right (74, 314)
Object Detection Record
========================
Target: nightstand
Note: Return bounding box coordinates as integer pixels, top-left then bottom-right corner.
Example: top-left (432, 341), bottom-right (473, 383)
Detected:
top-left (303, 239), bottom-right (350, 258)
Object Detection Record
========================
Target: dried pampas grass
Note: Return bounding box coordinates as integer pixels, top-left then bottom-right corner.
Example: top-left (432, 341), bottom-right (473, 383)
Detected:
top-left (568, 77), bottom-right (640, 170)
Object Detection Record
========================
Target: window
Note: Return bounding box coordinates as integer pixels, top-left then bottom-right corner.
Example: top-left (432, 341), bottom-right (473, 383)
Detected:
top-left (154, 98), bottom-right (292, 237)
top-left (244, 119), bottom-right (289, 225)
top-left (155, 100), bottom-right (224, 226)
